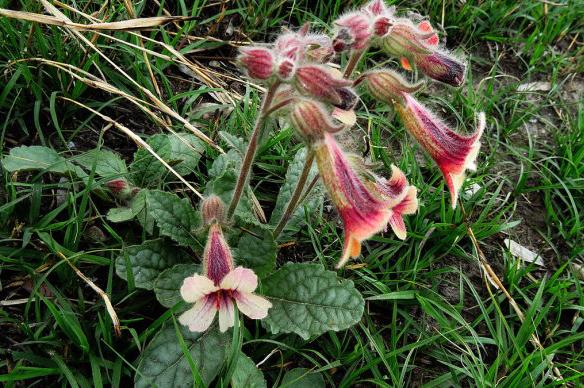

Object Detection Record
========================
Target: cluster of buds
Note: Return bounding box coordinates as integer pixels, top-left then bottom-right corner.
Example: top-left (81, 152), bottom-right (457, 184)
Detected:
top-left (179, 196), bottom-right (272, 332)
top-left (234, 0), bottom-right (484, 269)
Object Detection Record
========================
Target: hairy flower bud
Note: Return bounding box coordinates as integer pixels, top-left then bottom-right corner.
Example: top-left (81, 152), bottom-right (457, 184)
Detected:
top-left (294, 65), bottom-right (353, 105)
top-left (378, 21), bottom-right (465, 87)
top-left (274, 32), bottom-right (306, 61)
top-left (238, 47), bottom-right (275, 80)
top-left (356, 69), bottom-right (423, 104)
top-left (290, 99), bottom-right (344, 141)
top-left (201, 195), bottom-right (226, 226)
top-left (333, 12), bottom-right (373, 52)
top-left (106, 179), bottom-right (137, 200)
top-left (305, 34), bottom-right (335, 63)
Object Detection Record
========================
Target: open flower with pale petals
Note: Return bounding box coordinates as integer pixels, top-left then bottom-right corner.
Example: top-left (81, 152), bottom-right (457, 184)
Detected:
top-left (395, 94), bottom-right (485, 208)
top-left (178, 199), bottom-right (271, 333)
top-left (313, 133), bottom-right (418, 268)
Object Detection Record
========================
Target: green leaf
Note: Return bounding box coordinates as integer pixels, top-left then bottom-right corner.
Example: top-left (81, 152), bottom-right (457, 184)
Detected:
top-left (262, 263), bottom-right (364, 339)
top-left (130, 134), bottom-right (171, 187)
top-left (135, 322), bottom-right (228, 388)
top-left (130, 133), bottom-right (204, 186)
top-left (270, 147), bottom-right (323, 240)
top-left (115, 239), bottom-right (189, 290)
top-left (280, 368), bottom-right (325, 388)
top-left (2, 146), bottom-right (84, 176)
top-left (208, 149), bottom-right (241, 178)
top-left (132, 189), bottom-right (154, 234)
top-left (219, 131), bottom-right (247, 155)
top-left (146, 190), bottom-right (200, 247)
top-left (106, 207), bottom-right (134, 223)
top-left (231, 353), bottom-right (267, 388)
top-left (168, 133), bottom-right (205, 175)
top-left (74, 149), bottom-right (127, 179)
top-left (154, 264), bottom-right (200, 308)
top-left (235, 230), bottom-right (276, 277)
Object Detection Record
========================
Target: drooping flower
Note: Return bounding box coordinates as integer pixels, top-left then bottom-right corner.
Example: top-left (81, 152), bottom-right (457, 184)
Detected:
top-left (394, 94), bottom-right (485, 208)
top-left (178, 198), bottom-right (271, 332)
top-left (313, 133), bottom-right (418, 268)
top-left (289, 98), bottom-right (345, 141)
top-left (378, 20), bottom-right (465, 87)
top-left (238, 47), bottom-right (275, 81)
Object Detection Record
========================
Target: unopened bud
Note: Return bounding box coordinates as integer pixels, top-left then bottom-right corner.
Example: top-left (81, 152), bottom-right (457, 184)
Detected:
top-left (356, 69), bottom-right (423, 104)
top-left (277, 58), bottom-right (296, 80)
top-left (416, 51), bottom-right (466, 87)
top-left (305, 34), bottom-right (335, 63)
top-left (333, 12), bottom-right (373, 52)
top-left (290, 99), bottom-right (344, 141)
top-left (294, 65), bottom-right (352, 105)
top-left (201, 195), bottom-right (226, 226)
top-left (274, 32), bottom-right (306, 61)
top-left (106, 179), bottom-right (136, 200)
top-left (238, 47), bottom-right (275, 80)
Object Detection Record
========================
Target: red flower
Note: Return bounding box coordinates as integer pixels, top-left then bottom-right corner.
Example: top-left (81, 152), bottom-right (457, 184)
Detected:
top-left (294, 65), bottom-right (353, 106)
top-left (395, 94), bottom-right (485, 208)
top-left (314, 133), bottom-right (418, 268)
top-left (333, 11), bottom-right (373, 52)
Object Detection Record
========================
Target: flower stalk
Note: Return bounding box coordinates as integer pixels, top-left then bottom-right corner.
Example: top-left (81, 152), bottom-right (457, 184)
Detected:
top-left (227, 81), bottom-right (280, 219)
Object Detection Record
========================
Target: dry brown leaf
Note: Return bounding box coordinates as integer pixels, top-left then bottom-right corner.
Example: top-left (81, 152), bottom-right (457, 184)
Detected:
top-left (0, 8), bottom-right (191, 30)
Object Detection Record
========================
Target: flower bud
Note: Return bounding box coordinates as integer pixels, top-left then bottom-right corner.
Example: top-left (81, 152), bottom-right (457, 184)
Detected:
top-left (333, 12), bottom-right (373, 52)
top-left (290, 99), bottom-right (344, 141)
top-left (274, 32), bottom-right (306, 61)
top-left (305, 34), bottom-right (335, 63)
top-left (201, 195), bottom-right (226, 226)
top-left (378, 21), bottom-right (465, 87)
top-left (276, 58), bottom-right (296, 80)
top-left (238, 47), bottom-right (275, 80)
top-left (106, 179), bottom-right (137, 200)
top-left (356, 69), bottom-right (423, 104)
top-left (294, 65), bottom-right (353, 106)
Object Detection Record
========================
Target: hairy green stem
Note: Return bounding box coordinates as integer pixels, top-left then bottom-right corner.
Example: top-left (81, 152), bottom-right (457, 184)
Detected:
top-left (227, 82), bottom-right (280, 219)
top-left (343, 49), bottom-right (366, 79)
top-left (272, 150), bottom-right (315, 239)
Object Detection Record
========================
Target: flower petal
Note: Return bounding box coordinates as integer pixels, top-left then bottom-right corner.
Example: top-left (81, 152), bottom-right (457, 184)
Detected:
top-left (178, 295), bottom-right (217, 332)
top-left (234, 292), bottom-right (272, 320)
top-left (218, 293), bottom-right (235, 333)
top-left (180, 274), bottom-right (218, 303)
top-left (220, 267), bottom-right (258, 293)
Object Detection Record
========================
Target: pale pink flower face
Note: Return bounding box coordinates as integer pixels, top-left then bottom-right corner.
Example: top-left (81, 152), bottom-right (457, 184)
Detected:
top-left (314, 133), bottom-right (418, 268)
top-left (178, 224), bottom-right (272, 332)
top-left (396, 94), bottom-right (485, 208)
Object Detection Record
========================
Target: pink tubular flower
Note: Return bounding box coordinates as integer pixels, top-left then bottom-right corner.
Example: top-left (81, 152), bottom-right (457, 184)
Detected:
top-left (238, 47), bottom-right (275, 81)
top-left (294, 65), bottom-right (353, 106)
top-left (178, 222), bottom-right (272, 332)
top-left (395, 94), bottom-right (485, 208)
top-left (356, 69), bottom-right (424, 105)
top-left (289, 98), bottom-right (344, 141)
top-left (313, 133), bottom-right (418, 268)
top-left (333, 11), bottom-right (373, 52)
top-left (378, 21), bottom-right (465, 87)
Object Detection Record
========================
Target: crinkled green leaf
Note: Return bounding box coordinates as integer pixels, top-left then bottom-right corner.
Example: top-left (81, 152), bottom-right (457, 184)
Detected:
top-left (130, 134), bottom-right (171, 187)
top-left (74, 149), bottom-right (127, 179)
top-left (219, 131), bottom-right (247, 155)
top-left (231, 353), bottom-right (266, 388)
top-left (106, 207), bottom-right (134, 223)
top-left (206, 168), bottom-right (254, 222)
top-left (146, 190), bottom-right (200, 247)
top-left (208, 149), bottom-right (241, 178)
top-left (115, 239), bottom-right (188, 290)
top-left (270, 147), bottom-right (323, 240)
top-left (2, 146), bottom-right (84, 176)
top-left (154, 264), bottom-right (200, 308)
top-left (235, 230), bottom-right (276, 277)
top-left (168, 133), bottom-right (205, 175)
top-left (280, 368), bottom-right (325, 388)
top-left (132, 189), bottom-right (154, 234)
top-left (135, 322), bottom-right (228, 388)
top-left (263, 263), bottom-right (364, 339)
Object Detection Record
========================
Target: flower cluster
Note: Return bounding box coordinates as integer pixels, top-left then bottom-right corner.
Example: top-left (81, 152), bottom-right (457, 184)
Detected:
top-left (236, 0), bottom-right (484, 268)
